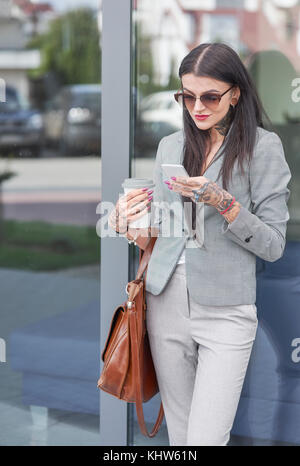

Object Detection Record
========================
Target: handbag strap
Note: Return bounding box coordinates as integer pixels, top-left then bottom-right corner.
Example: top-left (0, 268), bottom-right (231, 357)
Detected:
top-left (129, 306), bottom-right (164, 437)
top-left (136, 236), bottom-right (157, 280)
top-left (131, 235), bottom-right (164, 437)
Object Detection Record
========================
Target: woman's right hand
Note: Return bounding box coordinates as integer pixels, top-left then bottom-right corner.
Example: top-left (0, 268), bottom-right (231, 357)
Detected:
top-left (108, 188), bottom-right (153, 234)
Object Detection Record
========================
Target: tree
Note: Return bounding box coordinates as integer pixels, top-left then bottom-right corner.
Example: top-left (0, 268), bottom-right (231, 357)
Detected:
top-left (135, 20), bottom-right (180, 96)
top-left (27, 8), bottom-right (101, 85)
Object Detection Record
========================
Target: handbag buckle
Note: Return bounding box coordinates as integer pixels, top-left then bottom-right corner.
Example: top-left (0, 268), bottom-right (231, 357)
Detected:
top-left (126, 283), bottom-right (133, 308)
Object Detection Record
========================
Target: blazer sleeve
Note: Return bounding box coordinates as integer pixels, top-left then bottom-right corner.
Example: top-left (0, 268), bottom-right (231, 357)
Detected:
top-left (221, 131), bottom-right (291, 262)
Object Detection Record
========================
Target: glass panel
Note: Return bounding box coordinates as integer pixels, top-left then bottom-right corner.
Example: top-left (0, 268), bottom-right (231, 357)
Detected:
top-left (131, 0), bottom-right (300, 446)
top-left (0, 2), bottom-right (101, 445)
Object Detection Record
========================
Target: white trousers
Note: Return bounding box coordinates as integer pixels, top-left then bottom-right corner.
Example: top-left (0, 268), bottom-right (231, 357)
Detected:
top-left (145, 263), bottom-right (258, 446)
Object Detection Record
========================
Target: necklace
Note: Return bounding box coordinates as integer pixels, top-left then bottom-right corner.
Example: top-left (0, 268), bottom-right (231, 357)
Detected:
top-left (201, 139), bottom-right (224, 175)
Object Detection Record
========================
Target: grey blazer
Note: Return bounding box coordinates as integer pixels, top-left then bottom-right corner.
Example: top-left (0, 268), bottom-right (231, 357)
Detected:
top-left (145, 125), bottom-right (292, 305)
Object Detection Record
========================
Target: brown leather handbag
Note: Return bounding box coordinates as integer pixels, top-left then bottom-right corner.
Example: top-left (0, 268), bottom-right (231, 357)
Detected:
top-left (97, 236), bottom-right (165, 437)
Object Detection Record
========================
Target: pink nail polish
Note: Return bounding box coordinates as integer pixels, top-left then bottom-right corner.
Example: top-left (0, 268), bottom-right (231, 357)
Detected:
top-left (171, 176), bottom-right (176, 180)
top-left (148, 196), bottom-right (153, 201)
top-left (142, 188), bottom-right (148, 191)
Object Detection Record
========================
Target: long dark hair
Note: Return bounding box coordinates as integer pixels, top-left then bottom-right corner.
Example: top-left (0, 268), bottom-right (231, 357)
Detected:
top-left (178, 42), bottom-right (274, 228)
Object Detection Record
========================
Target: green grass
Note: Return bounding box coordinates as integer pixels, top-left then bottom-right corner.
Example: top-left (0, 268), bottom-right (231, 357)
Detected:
top-left (0, 220), bottom-right (100, 271)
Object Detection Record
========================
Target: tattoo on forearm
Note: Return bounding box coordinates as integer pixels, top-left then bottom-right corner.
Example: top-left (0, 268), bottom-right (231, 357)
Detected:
top-left (192, 180), bottom-right (241, 223)
top-left (108, 208), bottom-right (127, 233)
top-left (221, 201), bottom-right (241, 223)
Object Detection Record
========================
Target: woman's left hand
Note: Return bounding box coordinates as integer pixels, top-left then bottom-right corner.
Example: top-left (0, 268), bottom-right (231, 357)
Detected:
top-left (167, 175), bottom-right (241, 222)
top-left (167, 175), bottom-right (225, 208)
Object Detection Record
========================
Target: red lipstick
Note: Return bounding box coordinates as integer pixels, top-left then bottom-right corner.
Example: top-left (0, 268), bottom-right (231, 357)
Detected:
top-left (195, 114), bottom-right (210, 120)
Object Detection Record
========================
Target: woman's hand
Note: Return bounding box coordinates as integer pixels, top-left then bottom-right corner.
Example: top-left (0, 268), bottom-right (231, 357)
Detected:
top-left (166, 176), bottom-right (240, 221)
top-left (166, 175), bottom-right (212, 202)
top-left (166, 175), bottom-right (228, 208)
top-left (108, 188), bottom-right (152, 234)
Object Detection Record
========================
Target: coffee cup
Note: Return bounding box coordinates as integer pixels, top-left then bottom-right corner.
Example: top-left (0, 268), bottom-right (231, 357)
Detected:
top-left (121, 178), bottom-right (155, 229)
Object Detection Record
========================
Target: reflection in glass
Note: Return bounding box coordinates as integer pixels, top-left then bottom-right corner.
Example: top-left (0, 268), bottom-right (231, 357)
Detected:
top-left (131, 0), bottom-right (300, 446)
top-left (0, 1), bottom-right (101, 446)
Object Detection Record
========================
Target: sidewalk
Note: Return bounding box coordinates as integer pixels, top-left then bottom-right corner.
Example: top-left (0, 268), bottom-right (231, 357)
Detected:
top-left (0, 156), bottom-right (154, 225)
top-left (0, 265), bottom-right (100, 446)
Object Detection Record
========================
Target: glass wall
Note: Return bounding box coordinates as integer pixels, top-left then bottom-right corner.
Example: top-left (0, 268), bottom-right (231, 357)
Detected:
top-left (0, 1), bottom-right (101, 445)
top-left (131, 0), bottom-right (300, 446)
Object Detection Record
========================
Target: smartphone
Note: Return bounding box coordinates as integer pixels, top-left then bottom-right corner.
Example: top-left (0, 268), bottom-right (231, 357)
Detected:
top-left (161, 163), bottom-right (189, 179)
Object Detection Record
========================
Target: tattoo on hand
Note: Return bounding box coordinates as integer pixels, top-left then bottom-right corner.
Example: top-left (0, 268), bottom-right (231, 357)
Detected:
top-left (192, 180), bottom-right (230, 208)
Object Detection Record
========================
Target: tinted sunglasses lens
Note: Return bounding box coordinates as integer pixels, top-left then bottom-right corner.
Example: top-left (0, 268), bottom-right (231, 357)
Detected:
top-left (176, 94), bottom-right (195, 109)
top-left (201, 94), bottom-right (220, 109)
top-left (176, 93), bottom-right (221, 110)
top-left (183, 95), bottom-right (196, 109)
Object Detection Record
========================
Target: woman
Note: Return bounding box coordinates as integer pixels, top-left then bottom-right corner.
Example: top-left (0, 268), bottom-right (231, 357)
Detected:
top-left (108, 42), bottom-right (291, 446)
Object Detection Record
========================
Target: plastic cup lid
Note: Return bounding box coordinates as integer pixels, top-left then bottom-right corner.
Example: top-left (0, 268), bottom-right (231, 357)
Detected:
top-left (121, 178), bottom-right (155, 189)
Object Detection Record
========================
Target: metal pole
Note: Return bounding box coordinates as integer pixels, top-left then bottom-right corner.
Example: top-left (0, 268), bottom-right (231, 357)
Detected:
top-left (99, 0), bottom-right (132, 446)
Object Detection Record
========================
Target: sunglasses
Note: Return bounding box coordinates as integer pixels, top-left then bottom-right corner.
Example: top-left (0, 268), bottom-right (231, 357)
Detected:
top-left (174, 85), bottom-right (235, 111)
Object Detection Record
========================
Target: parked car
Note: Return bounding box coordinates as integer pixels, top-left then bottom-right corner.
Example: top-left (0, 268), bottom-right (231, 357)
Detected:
top-left (0, 85), bottom-right (44, 157)
top-left (43, 84), bottom-right (101, 156)
top-left (135, 90), bottom-right (183, 157)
